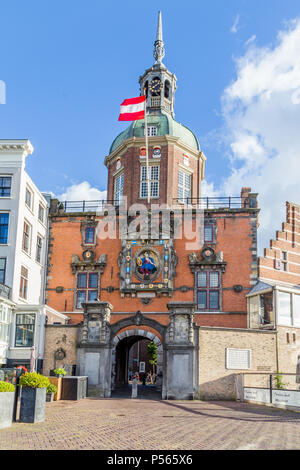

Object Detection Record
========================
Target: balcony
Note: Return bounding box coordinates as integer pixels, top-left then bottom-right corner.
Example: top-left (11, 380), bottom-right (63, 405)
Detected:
top-left (0, 283), bottom-right (11, 300)
top-left (50, 195), bottom-right (258, 215)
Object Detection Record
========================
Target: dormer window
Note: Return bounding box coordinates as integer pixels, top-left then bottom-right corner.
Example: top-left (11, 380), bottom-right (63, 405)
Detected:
top-left (147, 126), bottom-right (158, 136)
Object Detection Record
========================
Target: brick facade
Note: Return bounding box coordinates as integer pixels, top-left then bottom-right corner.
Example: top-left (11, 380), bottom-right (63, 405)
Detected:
top-left (45, 196), bottom-right (258, 330)
top-left (258, 201), bottom-right (300, 284)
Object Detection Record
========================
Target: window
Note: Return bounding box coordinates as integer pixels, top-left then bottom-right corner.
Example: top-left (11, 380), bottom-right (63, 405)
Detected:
top-left (140, 165), bottom-right (159, 198)
top-left (204, 223), bottom-right (213, 243)
top-left (197, 271), bottom-right (221, 311)
top-left (76, 272), bottom-right (98, 309)
top-left (36, 235), bottom-right (43, 264)
top-left (281, 251), bottom-right (288, 271)
top-left (259, 292), bottom-right (274, 325)
top-left (19, 266), bottom-right (28, 299)
top-left (147, 126), bottom-right (158, 136)
top-left (0, 176), bottom-right (11, 197)
top-left (25, 187), bottom-right (33, 210)
top-left (114, 172), bottom-right (124, 205)
top-left (22, 221), bottom-right (31, 254)
top-left (0, 213), bottom-right (9, 244)
top-left (277, 291), bottom-right (292, 326)
top-left (85, 227), bottom-right (95, 244)
top-left (294, 294), bottom-right (300, 327)
top-left (178, 169), bottom-right (192, 203)
top-left (0, 258), bottom-right (6, 284)
top-left (38, 204), bottom-right (45, 224)
top-left (0, 304), bottom-right (11, 343)
top-left (15, 314), bottom-right (35, 347)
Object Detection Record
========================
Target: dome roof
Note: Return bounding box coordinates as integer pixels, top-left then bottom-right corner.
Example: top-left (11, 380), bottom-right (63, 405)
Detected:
top-left (109, 112), bottom-right (200, 154)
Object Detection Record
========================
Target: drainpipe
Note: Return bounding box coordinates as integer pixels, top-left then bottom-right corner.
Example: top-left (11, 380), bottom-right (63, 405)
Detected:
top-left (274, 288), bottom-right (279, 372)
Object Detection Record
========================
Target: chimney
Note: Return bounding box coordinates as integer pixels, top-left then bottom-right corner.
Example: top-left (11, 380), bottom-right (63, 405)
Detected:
top-left (241, 187), bottom-right (251, 208)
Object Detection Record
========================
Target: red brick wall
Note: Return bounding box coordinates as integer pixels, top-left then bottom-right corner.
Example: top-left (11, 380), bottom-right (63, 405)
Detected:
top-left (258, 202), bottom-right (300, 284)
top-left (46, 206), bottom-right (256, 330)
top-left (106, 140), bottom-right (203, 206)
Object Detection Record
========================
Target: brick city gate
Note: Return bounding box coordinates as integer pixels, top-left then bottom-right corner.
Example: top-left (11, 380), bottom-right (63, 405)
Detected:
top-left (76, 301), bottom-right (199, 399)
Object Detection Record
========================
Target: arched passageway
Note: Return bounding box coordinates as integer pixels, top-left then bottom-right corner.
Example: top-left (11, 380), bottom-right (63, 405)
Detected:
top-left (111, 328), bottom-right (163, 398)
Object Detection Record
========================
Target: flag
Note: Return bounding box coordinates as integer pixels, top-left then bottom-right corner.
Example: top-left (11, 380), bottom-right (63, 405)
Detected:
top-left (118, 95), bottom-right (146, 121)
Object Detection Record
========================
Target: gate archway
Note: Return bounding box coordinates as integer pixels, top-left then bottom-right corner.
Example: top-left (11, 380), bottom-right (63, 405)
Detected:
top-left (111, 328), bottom-right (163, 392)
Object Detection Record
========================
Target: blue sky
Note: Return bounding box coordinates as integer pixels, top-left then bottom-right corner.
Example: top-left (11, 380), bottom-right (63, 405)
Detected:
top-left (1, 0), bottom-right (300, 251)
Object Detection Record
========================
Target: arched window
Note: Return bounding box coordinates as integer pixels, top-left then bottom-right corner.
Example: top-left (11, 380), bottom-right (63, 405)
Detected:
top-left (144, 81), bottom-right (148, 98)
top-left (164, 80), bottom-right (170, 99)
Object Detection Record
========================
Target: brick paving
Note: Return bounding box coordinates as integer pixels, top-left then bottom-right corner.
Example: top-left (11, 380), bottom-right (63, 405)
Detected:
top-left (1, 393), bottom-right (300, 450)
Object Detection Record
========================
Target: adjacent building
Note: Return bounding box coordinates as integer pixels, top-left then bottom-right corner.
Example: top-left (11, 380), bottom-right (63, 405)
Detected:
top-left (0, 139), bottom-right (68, 371)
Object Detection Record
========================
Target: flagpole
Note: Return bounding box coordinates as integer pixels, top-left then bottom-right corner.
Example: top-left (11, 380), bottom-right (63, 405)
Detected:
top-left (144, 88), bottom-right (150, 204)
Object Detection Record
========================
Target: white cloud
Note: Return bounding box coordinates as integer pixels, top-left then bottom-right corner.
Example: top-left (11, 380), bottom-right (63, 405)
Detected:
top-left (205, 18), bottom-right (300, 254)
top-left (57, 181), bottom-right (107, 201)
top-left (230, 14), bottom-right (240, 34)
top-left (245, 35), bottom-right (256, 47)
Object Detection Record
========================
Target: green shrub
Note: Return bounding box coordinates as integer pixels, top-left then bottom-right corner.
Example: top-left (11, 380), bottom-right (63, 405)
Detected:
top-left (53, 368), bottom-right (66, 376)
top-left (0, 381), bottom-right (15, 392)
top-left (46, 384), bottom-right (57, 394)
top-left (19, 372), bottom-right (50, 389)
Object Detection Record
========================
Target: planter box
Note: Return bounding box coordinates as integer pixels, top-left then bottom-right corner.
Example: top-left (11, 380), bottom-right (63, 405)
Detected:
top-left (20, 388), bottom-right (46, 423)
top-left (61, 376), bottom-right (88, 400)
top-left (47, 377), bottom-right (62, 401)
top-left (0, 392), bottom-right (15, 429)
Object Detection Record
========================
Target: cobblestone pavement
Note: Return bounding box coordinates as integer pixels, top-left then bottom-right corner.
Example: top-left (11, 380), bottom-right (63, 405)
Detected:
top-left (1, 394), bottom-right (300, 450)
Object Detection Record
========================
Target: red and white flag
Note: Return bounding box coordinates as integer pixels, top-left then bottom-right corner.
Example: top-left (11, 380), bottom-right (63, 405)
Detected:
top-left (118, 95), bottom-right (146, 121)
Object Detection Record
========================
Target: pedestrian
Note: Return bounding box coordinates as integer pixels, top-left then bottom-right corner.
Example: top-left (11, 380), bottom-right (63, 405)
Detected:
top-left (131, 374), bottom-right (138, 398)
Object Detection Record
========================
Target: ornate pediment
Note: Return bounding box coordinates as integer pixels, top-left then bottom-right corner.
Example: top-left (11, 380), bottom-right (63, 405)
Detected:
top-left (188, 248), bottom-right (226, 273)
top-left (71, 253), bottom-right (107, 274)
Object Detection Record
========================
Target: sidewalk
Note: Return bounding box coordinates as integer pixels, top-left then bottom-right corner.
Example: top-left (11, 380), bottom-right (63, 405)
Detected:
top-left (1, 397), bottom-right (300, 450)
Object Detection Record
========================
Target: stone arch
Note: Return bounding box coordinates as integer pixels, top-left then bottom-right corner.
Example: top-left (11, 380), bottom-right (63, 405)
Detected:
top-left (111, 317), bottom-right (165, 392)
top-left (110, 311), bottom-right (167, 345)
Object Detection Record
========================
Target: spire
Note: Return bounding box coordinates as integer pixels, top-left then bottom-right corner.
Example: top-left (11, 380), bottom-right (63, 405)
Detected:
top-left (153, 11), bottom-right (165, 64)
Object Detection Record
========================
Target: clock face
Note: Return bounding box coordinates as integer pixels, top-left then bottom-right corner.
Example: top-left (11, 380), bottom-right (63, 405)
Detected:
top-left (150, 78), bottom-right (162, 94)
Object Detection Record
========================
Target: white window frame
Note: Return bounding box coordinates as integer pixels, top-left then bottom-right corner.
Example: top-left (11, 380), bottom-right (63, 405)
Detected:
top-left (19, 266), bottom-right (29, 300)
top-left (147, 126), bottom-right (158, 136)
top-left (0, 212), bottom-right (9, 245)
top-left (22, 220), bottom-right (32, 255)
top-left (0, 175), bottom-right (12, 198)
top-left (178, 169), bottom-right (192, 203)
top-left (114, 172), bottom-right (124, 205)
top-left (25, 186), bottom-right (34, 211)
top-left (38, 203), bottom-right (45, 224)
top-left (140, 165), bottom-right (160, 199)
top-left (36, 234), bottom-right (43, 264)
top-left (0, 303), bottom-right (11, 344)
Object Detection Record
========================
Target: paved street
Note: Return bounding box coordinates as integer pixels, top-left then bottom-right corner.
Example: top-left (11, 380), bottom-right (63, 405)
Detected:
top-left (1, 392), bottom-right (300, 450)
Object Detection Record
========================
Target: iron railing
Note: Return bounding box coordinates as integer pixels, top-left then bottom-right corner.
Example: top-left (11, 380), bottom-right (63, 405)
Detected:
top-left (172, 197), bottom-right (251, 209)
top-left (51, 196), bottom-right (257, 214)
top-left (0, 283), bottom-right (11, 299)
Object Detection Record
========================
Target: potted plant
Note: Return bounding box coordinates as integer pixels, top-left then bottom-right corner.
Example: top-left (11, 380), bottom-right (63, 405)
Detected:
top-left (46, 383), bottom-right (57, 402)
top-left (53, 368), bottom-right (67, 378)
top-left (0, 381), bottom-right (15, 429)
top-left (19, 372), bottom-right (50, 423)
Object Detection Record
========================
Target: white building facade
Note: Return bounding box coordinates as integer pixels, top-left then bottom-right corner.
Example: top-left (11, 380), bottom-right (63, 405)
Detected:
top-left (0, 139), bottom-right (68, 370)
